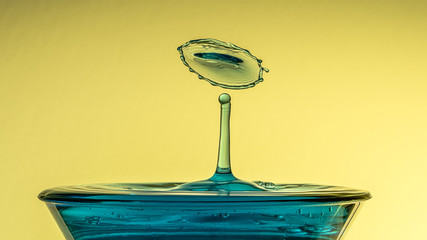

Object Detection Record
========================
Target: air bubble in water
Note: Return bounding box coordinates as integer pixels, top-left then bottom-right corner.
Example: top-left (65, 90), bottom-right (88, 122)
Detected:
top-left (84, 216), bottom-right (101, 225)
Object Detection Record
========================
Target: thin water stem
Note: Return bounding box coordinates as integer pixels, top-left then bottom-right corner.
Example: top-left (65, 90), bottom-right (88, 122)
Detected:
top-left (216, 93), bottom-right (232, 174)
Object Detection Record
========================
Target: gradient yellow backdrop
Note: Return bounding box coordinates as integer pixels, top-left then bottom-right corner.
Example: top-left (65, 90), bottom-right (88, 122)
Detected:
top-left (1, 0), bottom-right (426, 239)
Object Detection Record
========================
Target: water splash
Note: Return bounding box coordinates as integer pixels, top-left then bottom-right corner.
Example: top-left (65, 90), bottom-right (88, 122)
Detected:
top-left (172, 93), bottom-right (265, 191)
top-left (38, 40), bottom-right (371, 240)
top-left (178, 39), bottom-right (269, 89)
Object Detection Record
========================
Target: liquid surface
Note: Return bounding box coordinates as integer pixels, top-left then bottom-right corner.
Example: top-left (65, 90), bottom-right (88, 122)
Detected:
top-left (178, 39), bottom-right (269, 89)
top-left (39, 182), bottom-right (371, 203)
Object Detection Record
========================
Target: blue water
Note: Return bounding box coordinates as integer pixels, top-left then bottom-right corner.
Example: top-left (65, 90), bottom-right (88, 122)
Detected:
top-left (40, 181), bottom-right (368, 240)
top-left (193, 53), bottom-right (244, 64)
top-left (47, 198), bottom-right (359, 240)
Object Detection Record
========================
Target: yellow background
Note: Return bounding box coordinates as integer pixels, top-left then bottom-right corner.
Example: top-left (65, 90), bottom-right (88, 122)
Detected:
top-left (1, 0), bottom-right (426, 239)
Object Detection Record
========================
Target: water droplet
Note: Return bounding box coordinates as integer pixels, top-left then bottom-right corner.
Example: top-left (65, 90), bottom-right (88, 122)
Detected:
top-left (218, 93), bottom-right (231, 104)
top-left (178, 38), bottom-right (268, 89)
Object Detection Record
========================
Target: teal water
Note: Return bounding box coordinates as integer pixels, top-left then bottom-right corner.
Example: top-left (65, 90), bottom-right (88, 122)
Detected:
top-left (45, 193), bottom-right (361, 240)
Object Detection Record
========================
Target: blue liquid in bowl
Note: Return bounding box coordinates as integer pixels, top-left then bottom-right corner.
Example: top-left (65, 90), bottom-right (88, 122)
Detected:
top-left (39, 182), bottom-right (370, 240)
